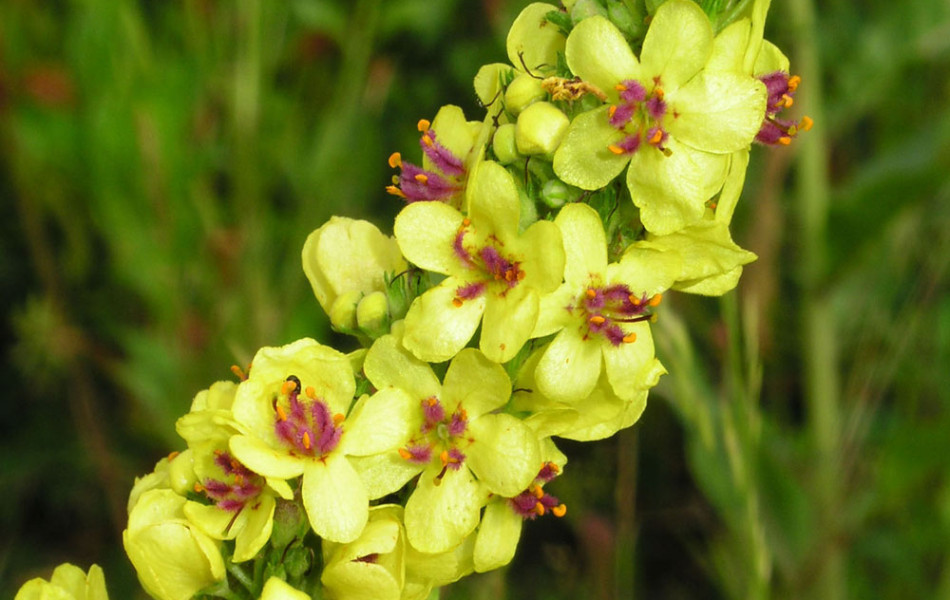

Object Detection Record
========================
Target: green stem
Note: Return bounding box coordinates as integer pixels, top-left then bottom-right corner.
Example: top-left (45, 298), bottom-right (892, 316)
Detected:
top-left (226, 560), bottom-right (256, 596)
top-left (784, 0), bottom-right (844, 598)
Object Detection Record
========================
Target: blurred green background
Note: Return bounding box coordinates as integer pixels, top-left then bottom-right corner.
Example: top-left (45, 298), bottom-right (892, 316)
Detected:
top-left (2, 0), bottom-right (949, 598)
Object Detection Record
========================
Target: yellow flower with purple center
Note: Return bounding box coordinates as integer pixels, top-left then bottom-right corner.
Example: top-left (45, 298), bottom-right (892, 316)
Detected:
top-left (394, 160), bottom-right (564, 363)
top-left (532, 203), bottom-right (679, 403)
top-left (228, 338), bottom-right (414, 544)
top-left (358, 334), bottom-right (541, 554)
top-left (552, 0), bottom-right (767, 235)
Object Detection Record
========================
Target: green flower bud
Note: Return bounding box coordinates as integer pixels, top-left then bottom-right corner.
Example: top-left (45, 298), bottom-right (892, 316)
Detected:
top-left (492, 123), bottom-right (520, 165)
top-left (328, 290), bottom-right (361, 331)
top-left (356, 290), bottom-right (391, 338)
top-left (284, 544), bottom-right (313, 580)
top-left (571, 0), bottom-right (608, 23)
top-left (270, 498), bottom-right (308, 551)
top-left (515, 101), bottom-right (570, 157)
top-left (504, 73), bottom-right (545, 115)
top-left (540, 179), bottom-right (577, 208)
top-left (607, 2), bottom-right (644, 40)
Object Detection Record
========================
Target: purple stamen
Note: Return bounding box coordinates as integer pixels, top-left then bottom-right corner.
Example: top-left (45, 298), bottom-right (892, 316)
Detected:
top-left (609, 102), bottom-right (637, 128)
top-left (446, 447), bottom-right (466, 471)
top-left (421, 397), bottom-right (446, 432)
top-left (618, 80), bottom-right (646, 103)
top-left (453, 227), bottom-right (475, 268)
top-left (447, 408), bottom-right (468, 437)
top-left (420, 130), bottom-right (466, 178)
top-left (397, 162), bottom-right (461, 203)
top-left (645, 95), bottom-right (666, 120)
top-left (455, 281), bottom-right (486, 301)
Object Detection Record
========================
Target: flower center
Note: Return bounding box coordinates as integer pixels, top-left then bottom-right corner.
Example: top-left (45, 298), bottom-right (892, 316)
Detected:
top-left (452, 221), bottom-right (525, 306)
top-left (398, 396), bottom-right (471, 484)
top-left (508, 462), bottom-right (567, 519)
top-left (195, 450), bottom-right (264, 513)
top-left (272, 375), bottom-right (344, 458)
top-left (606, 78), bottom-right (672, 156)
top-left (571, 283), bottom-right (661, 346)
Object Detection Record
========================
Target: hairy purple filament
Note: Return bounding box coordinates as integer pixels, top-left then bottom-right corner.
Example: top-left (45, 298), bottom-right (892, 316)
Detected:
top-left (578, 284), bottom-right (655, 346)
top-left (202, 451), bottom-right (264, 513)
top-left (607, 78), bottom-right (671, 155)
top-left (507, 462), bottom-right (566, 519)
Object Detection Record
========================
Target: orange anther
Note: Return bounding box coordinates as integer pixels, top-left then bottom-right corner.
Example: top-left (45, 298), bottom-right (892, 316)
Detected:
top-left (532, 485), bottom-right (544, 499)
top-left (629, 294), bottom-right (641, 305)
top-left (648, 293), bottom-right (662, 307)
top-left (608, 105), bottom-right (617, 118)
top-left (440, 450), bottom-right (449, 466)
top-left (417, 119), bottom-right (431, 132)
top-left (462, 218), bottom-right (471, 227)
top-left (422, 134), bottom-right (434, 147)
top-left (517, 270), bottom-right (526, 281)
top-left (534, 502), bottom-right (546, 516)
top-left (607, 144), bottom-right (625, 155)
top-left (781, 93), bottom-right (794, 108)
top-left (305, 386), bottom-right (317, 399)
top-left (547, 462), bottom-right (560, 473)
top-left (427, 397), bottom-right (438, 406)
top-left (230, 365), bottom-right (248, 381)
top-left (333, 413), bottom-right (345, 425)
top-left (398, 448), bottom-right (412, 460)
top-left (167, 451), bottom-right (180, 461)
top-left (235, 474), bottom-right (244, 485)
top-left (414, 173), bottom-right (429, 184)
top-left (800, 115), bottom-right (814, 131)
top-left (778, 136), bottom-right (792, 145)
top-left (649, 129), bottom-right (663, 144)
top-left (586, 288), bottom-right (597, 299)
top-left (385, 185), bottom-right (407, 198)
top-left (589, 315), bottom-right (606, 325)
top-left (788, 75), bottom-right (801, 91)
top-left (654, 86), bottom-right (665, 100)
top-left (387, 152), bottom-right (402, 169)
top-left (614, 83), bottom-right (627, 91)
top-left (452, 297), bottom-right (463, 307)
top-left (302, 431), bottom-right (311, 450)
top-left (276, 404), bottom-right (288, 421)
top-left (194, 482), bottom-right (204, 493)
top-left (552, 504), bottom-right (567, 517)
top-left (623, 332), bottom-right (637, 343)
top-left (281, 380), bottom-right (297, 395)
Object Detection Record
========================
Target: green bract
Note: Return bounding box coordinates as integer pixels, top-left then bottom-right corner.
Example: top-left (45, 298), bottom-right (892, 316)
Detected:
top-left (14, 564), bottom-right (108, 600)
top-left (360, 334), bottom-right (541, 553)
top-left (553, 0), bottom-right (767, 235)
top-left (123, 489), bottom-right (226, 600)
top-left (394, 160), bottom-right (565, 363)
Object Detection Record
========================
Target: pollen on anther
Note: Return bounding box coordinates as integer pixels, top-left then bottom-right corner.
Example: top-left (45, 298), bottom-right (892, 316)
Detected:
top-left (534, 502), bottom-right (546, 516)
top-left (649, 293), bottom-right (663, 307)
top-left (302, 431), bottom-right (312, 450)
top-left (649, 129), bottom-right (663, 144)
top-left (167, 450), bottom-right (180, 461)
top-left (781, 93), bottom-right (794, 108)
top-left (417, 119), bottom-right (431, 132)
top-left (452, 297), bottom-right (463, 307)
top-left (589, 315), bottom-right (606, 325)
top-left (440, 450), bottom-right (449, 466)
top-left (305, 386), bottom-right (317, 399)
top-left (608, 105), bottom-right (617, 118)
top-left (398, 448), bottom-right (412, 460)
top-left (586, 288), bottom-right (597, 299)
top-left (629, 294), bottom-right (641, 305)
top-left (778, 136), bottom-right (792, 145)
top-left (230, 365), bottom-right (248, 381)
top-left (276, 404), bottom-right (288, 421)
top-left (552, 504), bottom-right (567, 517)
top-left (800, 116), bottom-right (814, 131)
top-left (607, 144), bottom-right (625, 155)
top-left (333, 413), bottom-right (345, 425)
top-left (788, 75), bottom-right (801, 91)
top-left (388, 152), bottom-right (402, 169)
top-left (414, 173), bottom-right (429, 184)
top-left (532, 485), bottom-right (544, 499)
top-left (194, 482), bottom-right (204, 493)
top-left (422, 135), bottom-right (434, 147)
top-left (623, 333), bottom-right (637, 344)
top-left (385, 185), bottom-right (407, 198)
top-left (281, 380), bottom-right (297, 395)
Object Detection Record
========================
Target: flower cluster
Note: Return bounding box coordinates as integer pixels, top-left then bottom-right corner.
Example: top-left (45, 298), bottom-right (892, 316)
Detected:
top-left (16, 1), bottom-right (808, 598)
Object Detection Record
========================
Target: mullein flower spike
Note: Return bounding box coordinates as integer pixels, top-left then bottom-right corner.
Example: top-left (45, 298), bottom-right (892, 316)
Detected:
top-left (78, 1), bottom-right (806, 598)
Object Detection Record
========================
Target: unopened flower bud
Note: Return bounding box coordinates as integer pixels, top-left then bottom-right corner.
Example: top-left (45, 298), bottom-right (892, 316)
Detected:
top-left (515, 101), bottom-right (570, 156)
top-left (328, 290), bottom-right (361, 331)
top-left (167, 448), bottom-right (196, 496)
top-left (504, 73), bottom-right (545, 115)
top-left (493, 123), bottom-right (520, 164)
top-left (356, 290), bottom-right (391, 338)
top-left (571, 0), bottom-right (608, 23)
top-left (14, 564), bottom-right (109, 600)
top-left (541, 179), bottom-right (577, 208)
